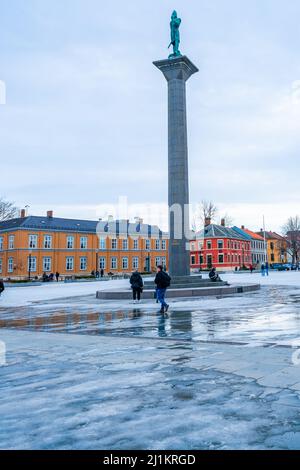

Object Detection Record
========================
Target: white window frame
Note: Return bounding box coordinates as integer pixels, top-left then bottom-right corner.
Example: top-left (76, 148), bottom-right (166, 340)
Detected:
top-left (191, 255), bottom-right (196, 265)
top-left (217, 239), bottom-right (224, 250)
top-left (28, 256), bottom-right (37, 272)
top-left (8, 257), bottom-right (14, 273)
top-left (80, 257), bottom-right (87, 271)
top-left (66, 257), bottom-right (74, 271)
top-left (111, 257), bottom-right (117, 270)
top-left (161, 257), bottom-right (166, 268)
top-left (155, 257), bottom-right (161, 267)
top-left (43, 257), bottom-right (51, 272)
top-left (155, 239), bottom-right (160, 250)
top-left (99, 257), bottom-right (106, 270)
top-left (67, 236), bottom-right (74, 249)
top-left (80, 237), bottom-right (88, 250)
top-left (29, 234), bottom-right (38, 249)
top-left (8, 235), bottom-right (14, 250)
top-left (122, 257), bottom-right (128, 270)
top-left (145, 239), bottom-right (150, 250)
top-left (122, 239), bottom-right (128, 250)
top-left (207, 240), bottom-right (212, 250)
top-left (218, 254), bottom-right (224, 264)
top-left (111, 239), bottom-right (117, 250)
top-left (161, 240), bottom-right (167, 250)
top-left (133, 239), bottom-right (139, 250)
top-left (44, 235), bottom-right (52, 249)
top-left (132, 257), bottom-right (139, 269)
top-left (99, 238), bottom-right (106, 250)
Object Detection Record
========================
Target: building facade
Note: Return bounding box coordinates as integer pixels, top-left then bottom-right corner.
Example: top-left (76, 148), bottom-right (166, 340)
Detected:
top-left (0, 211), bottom-right (168, 279)
top-left (256, 230), bottom-right (288, 264)
top-left (190, 220), bottom-right (252, 271)
top-left (232, 226), bottom-right (266, 267)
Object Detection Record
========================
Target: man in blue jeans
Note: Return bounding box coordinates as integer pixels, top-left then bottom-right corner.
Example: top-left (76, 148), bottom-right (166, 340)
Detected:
top-left (155, 265), bottom-right (171, 314)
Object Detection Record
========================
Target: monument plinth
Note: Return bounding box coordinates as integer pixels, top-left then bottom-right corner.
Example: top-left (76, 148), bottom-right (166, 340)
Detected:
top-left (153, 56), bottom-right (199, 277)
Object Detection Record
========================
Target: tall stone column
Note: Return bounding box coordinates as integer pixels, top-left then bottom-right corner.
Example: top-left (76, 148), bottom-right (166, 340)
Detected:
top-left (153, 56), bottom-right (198, 277)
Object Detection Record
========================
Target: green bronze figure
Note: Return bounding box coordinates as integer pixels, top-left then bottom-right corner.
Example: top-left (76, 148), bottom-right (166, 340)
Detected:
top-left (168, 10), bottom-right (182, 59)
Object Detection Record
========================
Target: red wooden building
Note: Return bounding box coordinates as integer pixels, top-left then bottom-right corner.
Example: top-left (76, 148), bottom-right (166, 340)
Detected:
top-left (190, 219), bottom-right (252, 271)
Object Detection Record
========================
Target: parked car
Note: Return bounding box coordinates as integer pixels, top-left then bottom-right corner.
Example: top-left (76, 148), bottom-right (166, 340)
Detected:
top-left (270, 263), bottom-right (289, 271)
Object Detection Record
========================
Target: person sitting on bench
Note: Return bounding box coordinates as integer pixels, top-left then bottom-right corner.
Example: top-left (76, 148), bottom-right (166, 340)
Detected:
top-left (209, 267), bottom-right (221, 282)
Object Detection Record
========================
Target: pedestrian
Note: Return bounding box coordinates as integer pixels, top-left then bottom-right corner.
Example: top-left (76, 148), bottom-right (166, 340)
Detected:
top-left (209, 267), bottom-right (221, 282)
top-left (261, 263), bottom-right (265, 277)
top-left (0, 278), bottom-right (5, 297)
top-left (100, 269), bottom-right (104, 278)
top-left (265, 261), bottom-right (269, 276)
top-left (154, 265), bottom-right (171, 314)
top-left (130, 270), bottom-right (144, 303)
top-left (95, 270), bottom-right (100, 279)
top-left (42, 272), bottom-right (48, 282)
top-left (250, 264), bottom-right (254, 274)
top-left (55, 272), bottom-right (60, 282)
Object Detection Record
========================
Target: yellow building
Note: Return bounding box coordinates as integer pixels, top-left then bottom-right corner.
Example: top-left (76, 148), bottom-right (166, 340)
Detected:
top-left (257, 230), bottom-right (288, 264)
top-left (0, 210), bottom-right (168, 280)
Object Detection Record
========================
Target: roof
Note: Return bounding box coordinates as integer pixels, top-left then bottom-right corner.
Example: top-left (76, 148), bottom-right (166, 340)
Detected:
top-left (256, 230), bottom-right (286, 241)
top-left (0, 216), bottom-right (167, 236)
top-left (234, 227), bottom-right (265, 241)
top-left (195, 224), bottom-right (249, 241)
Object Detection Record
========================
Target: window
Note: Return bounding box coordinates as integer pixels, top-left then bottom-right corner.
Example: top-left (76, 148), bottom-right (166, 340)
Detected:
top-left (122, 257), bottom-right (128, 270)
top-left (155, 239), bottom-right (160, 250)
top-left (218, 254), bottom-right (224, 264)
top-left (155, 257), bottom-right (161, 267)
top-left (270, 242), bottom-right (274, 251)
top-left (191, 243), bottom-right (195, 251)
top-left (8, 235), bottom-right (14, 250)
top-left (200, 255), bottom-right (204, 265)
top-left (29, 235), bottom-right (38, 249)
top-left (8, 257), bottom-right (14, 273)
top-left (207, 240), bottom-right (212, 249)
top-left (132, 257), bottom-right (139, 269)
top-left (162, 240), bottom-right (167, 250)
top-left (43, 257), bottom-right (51, 272)
top-left (271, 254), bottom-right (275, 262)
top-left (191, 255), bottom-right (196, 265)
top-left (111, 257), bottom-right (117, 270)
top-left (122, 239), bottom-right (128, 250)
top-left (111, 239), bottom-right (117, 250)
top-left (80, 237), bottom-right (87, 249)
top-left (28, 256), bottom-right (37, 272)
top-left (161, 257), bottom-right (166, 268)
top-left (145, 239), bottom-right (150, 250)
top-left (44, 235), bottom-right (52, 249)
top-left (0, 237), bottom-right (3, 251)
top-left (198, 241), bottom-right (203, 250)
top-left (99, 238), bottom-right (106, 250)
top-left (217, 240), bottom-right (224, 249)
top-left (80, 257), bottom-right (87, 271)
top-left (0, 258), bottom-right (2, 273)
top-left (99, 257), bottom-right (106, 270)
top-left (66, 257), bottom-right (74, 271)
top-left (67, 236), bottom-right (74, 249)
top-left (133, 239), bottom-right (139, 250)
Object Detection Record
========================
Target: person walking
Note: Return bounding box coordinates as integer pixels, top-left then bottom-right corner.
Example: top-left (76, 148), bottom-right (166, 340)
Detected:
top-left (100, 269), bottom-right (104, 278)
top-left (265, 261), bottom-right (269, 276)
top-left (0, 279), bottom-right (5, 297)
top-left (130, 270), bottom-right (144, 304)
top-left (249, 264), bottom-right (254, 274)
top-left (155, 265), bottom-right (171, 314)
top-left (55, 272), bottom-right (60, 282)
top-left (261, 263), bottom-right (265, 277)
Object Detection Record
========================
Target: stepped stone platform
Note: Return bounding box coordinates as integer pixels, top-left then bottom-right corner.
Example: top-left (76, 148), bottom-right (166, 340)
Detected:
top-left (96, 275), bottom-right (260, 300)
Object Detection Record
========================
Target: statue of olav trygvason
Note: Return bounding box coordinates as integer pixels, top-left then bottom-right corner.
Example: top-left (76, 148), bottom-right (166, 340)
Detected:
top-left (168, 10), bottom-right (182, 59)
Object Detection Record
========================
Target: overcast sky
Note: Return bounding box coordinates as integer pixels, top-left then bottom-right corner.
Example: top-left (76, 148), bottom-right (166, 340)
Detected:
top-left (1, 0), bottom-right (300, 232)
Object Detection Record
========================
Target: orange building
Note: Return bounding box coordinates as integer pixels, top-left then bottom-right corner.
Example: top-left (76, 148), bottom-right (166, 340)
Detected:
top-left (0, 211), bottom-right (168, 279)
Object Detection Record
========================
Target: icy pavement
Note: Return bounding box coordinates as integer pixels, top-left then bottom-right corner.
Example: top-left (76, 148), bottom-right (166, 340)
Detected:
top-left (1, 272), bottom-right (300, 449)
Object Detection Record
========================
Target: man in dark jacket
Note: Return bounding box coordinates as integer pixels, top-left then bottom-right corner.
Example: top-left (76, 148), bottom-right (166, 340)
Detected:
top-left (130, 271), bottom-right (144, 303)
top-left (209, 267), bottom-right (221, 282)
top-left (155, 265), bottom-right (171, 314)
top-left (0, 279), bottom-right (5, 297)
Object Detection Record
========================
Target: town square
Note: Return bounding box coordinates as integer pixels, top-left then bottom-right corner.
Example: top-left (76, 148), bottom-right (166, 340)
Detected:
top-left (1, 0), bottom-right (300, 461)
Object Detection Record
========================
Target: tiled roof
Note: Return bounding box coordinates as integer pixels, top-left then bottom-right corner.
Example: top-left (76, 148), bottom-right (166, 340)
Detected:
top-left (234, 227), bottom-right (265, 241)
top-left (0, 216), bottom-right (167, 236)
top-left (256, 230), bottom-right (285, 241)
top-left (196, 224), bottom-right (249, 241)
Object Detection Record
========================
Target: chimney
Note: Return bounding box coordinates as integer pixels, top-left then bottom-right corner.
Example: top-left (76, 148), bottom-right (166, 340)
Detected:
top-left (221, 218), bottom-right (225, 227)
top-left (20, 209), bottom-right (26, 218)
top-left (241, 225), bottom-right (245, 230)
top-left (204, 217), bottom-right (211, 227)
top-left (47, 210), bottom-right (53, 218)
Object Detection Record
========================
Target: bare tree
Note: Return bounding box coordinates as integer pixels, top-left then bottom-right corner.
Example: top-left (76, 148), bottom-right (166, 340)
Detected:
top-left (282, 216), bottom-right (300, 264)
top-left (201, 200), bottom-right (218, 224)
top-left (0, 197), bottom-right (18, 221)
